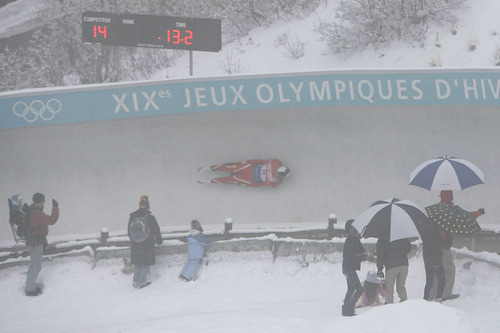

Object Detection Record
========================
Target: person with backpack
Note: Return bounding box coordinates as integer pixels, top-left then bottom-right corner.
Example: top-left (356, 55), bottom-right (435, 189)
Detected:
top-left (128, 195), bottom-right (162, 289)
top-left (179, 220), bottom-right (212, 281)
top-left (25, 192), bottom-right (59, 296)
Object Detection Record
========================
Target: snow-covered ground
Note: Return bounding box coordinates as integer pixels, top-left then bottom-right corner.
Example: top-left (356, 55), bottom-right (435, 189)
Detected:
top-left (1, 240), bottom-right (499, 332)
top-left (0, 0), bottom-right (41, 38)
top-left (152, 0), bottom-right (500, 79)
top-left (1, 0), bottom-right (499, 239)
top-left (1, 1), bottom-right (500, 332)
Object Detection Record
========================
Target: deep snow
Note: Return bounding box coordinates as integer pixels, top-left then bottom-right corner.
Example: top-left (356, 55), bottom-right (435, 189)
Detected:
top-left (1, 0), bottom-right (500, 241)
top-left (1, 238), bottom-right (500, 332)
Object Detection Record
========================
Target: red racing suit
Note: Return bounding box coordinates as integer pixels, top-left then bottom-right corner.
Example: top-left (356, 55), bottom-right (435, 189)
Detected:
top-left (209, 159), bottom-right (283, 187)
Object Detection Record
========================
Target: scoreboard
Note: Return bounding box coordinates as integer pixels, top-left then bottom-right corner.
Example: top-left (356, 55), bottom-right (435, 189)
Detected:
top-left (82, 11), bottom-right (221, 52)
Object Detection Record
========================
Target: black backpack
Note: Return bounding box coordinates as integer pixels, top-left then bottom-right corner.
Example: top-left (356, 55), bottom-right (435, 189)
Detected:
top-left (128, 214), bottom-right (151, 243)
top-left (8, 199), bottom-right (31, 243)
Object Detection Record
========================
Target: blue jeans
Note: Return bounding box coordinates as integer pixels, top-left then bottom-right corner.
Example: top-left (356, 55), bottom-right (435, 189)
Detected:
top-left (343, 271), bottom-right (363, 315)
top-left (25, 244), bottom-right (44, 292)
top-left (180, 259), bottom-right (202, 280)
top-left (133, 265), bottom-right (150, 286)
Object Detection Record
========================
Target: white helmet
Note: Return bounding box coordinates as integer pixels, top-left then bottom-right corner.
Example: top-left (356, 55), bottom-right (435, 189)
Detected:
top-left (276, 166), bottom-right (290, 178)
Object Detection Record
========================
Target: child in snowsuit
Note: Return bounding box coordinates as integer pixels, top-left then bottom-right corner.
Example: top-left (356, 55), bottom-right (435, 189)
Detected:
top-left (356, 270), bottom-right (386, 308)
top-left (342, 219), bottom-right (371, 316)
top-left (179, 220), bottom-right (212, 281)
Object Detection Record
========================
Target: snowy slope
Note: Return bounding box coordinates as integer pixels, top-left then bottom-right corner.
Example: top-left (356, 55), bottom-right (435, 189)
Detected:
top-left (1, 0), bottom-right (499, 73)
top-left (0, 0), bottom-right (42, 38)
top-left (152, 0), bottom-right (500, 79)
top-left (1, 0), bottom-right (499, 240)
top-left (1, 246), bottom-right (499, 332)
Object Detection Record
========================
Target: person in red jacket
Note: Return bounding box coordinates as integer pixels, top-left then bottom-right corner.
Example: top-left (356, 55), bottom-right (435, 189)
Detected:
top-left (429, 190), bottom-right (485, 301)
top-left (24, 192), bottom-right (59, 296)
top-left (197, 159), bottom-right (290, 187)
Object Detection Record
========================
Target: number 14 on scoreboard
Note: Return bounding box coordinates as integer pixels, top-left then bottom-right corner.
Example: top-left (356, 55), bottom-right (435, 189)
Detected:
top-left (93, 25), bottom-right (107, 39)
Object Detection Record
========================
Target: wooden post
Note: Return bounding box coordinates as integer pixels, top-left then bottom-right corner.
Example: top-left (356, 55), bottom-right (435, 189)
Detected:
top-left (100, 227), bottom-right (109, 244)
top-left (224, 217), bottom-right (233, 239)
top-left (327, 213), bottom-right (337, 240)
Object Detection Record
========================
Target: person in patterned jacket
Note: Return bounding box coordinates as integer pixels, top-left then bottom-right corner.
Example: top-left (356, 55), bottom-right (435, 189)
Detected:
top-left (197, 158), bottom-right (290, 187)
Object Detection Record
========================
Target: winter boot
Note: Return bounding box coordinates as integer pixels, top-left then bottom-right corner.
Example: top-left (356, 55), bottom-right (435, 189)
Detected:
top-left (26, 287), bottom-right (43, 297)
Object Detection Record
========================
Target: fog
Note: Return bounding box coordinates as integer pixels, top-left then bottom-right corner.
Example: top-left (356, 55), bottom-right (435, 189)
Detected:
top-left (1, 103), bottom-right (497, 241)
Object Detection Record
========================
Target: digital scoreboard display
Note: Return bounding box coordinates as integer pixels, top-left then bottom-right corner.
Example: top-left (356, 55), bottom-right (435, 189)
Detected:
top-left (82, 11), bottom-right (221, 52)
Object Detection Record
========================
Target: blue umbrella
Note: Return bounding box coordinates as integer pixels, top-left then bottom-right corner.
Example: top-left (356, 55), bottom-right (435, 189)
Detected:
top-left (409, 156), bottom-right (484, 191)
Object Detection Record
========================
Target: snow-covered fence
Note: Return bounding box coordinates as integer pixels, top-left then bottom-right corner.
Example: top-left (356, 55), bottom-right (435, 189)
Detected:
top-left (1, 225), bottom-right (499, 270)
top-left (0, 226), bottom-right (357, 270)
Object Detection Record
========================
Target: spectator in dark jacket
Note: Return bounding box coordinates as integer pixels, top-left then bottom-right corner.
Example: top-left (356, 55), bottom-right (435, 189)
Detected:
top-left (128, 195), bottom-right (163, 289)
top-left (422, 223), bottom-right (446, 302)
top-left (25, 193), bottom-right (59, 296)
top-left (376, 238), bottom-right (411, 303)
top-left (342, 219), bottom-right (371, 316)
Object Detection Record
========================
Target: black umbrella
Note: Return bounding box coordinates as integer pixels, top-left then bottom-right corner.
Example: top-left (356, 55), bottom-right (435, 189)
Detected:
top-left (425, 202), bottom-right (481, 235)
top-left (351, 198), bottom-right (429, 242)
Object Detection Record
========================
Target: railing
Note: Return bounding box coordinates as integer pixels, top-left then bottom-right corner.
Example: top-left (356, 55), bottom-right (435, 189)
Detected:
top-left (1, 221), bottom-right (499, 270)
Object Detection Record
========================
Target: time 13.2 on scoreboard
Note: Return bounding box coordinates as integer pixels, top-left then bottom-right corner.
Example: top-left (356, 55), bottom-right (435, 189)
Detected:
top-left (82, 11), bottom-right (221, 52)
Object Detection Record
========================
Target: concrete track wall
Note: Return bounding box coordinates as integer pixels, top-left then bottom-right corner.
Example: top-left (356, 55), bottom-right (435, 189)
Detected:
top-left (1, 70), bottom-right (499, 241)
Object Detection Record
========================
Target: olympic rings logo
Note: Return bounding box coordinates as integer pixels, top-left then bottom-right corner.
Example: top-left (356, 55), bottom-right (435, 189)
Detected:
top-left (12, 99), bottom-right (62, 123)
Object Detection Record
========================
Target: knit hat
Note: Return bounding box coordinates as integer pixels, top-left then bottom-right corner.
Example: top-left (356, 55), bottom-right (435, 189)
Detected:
top-left (440, 190), bottom-right (453, 204)
top-left (191, 220), bottom-right (203, 232)
top-left (33, 193), bottom-right (45, 204)
top-left (345, 219), bottom-right (355, 233)
top-left (366, 270), bottom-right (380, 284)
top-left (139, 195), bottom-right (150, 209)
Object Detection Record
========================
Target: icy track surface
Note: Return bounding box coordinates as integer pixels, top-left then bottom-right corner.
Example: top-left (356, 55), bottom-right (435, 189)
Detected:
top-left (1, 252), bottom-right (499, 332)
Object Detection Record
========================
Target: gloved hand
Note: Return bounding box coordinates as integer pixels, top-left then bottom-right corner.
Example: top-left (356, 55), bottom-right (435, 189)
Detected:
top-left (478, 208), bottom-right (485, 215)
top-left (377, 270), bottom-right (384, 279)
top-left (52, 199), bottom-right (59, 208)
top-left (365, 252), bottom-right (376, 262)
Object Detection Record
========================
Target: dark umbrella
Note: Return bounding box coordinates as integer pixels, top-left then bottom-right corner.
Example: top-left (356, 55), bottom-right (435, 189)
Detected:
top-left (425, 202), bottom-right (481, 235)
top-left (351, 198), bottom-right (428, 242)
